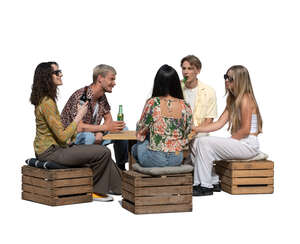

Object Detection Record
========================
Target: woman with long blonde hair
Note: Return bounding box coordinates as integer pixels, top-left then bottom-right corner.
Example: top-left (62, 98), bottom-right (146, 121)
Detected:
top-left (191, 65), bottom-right (263, 196)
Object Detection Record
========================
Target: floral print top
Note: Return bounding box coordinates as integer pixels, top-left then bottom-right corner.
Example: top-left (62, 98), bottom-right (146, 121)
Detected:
top-left (34, 97), bottom-right (77, 155)
top-left (136, 97), bottom-right (192, 152)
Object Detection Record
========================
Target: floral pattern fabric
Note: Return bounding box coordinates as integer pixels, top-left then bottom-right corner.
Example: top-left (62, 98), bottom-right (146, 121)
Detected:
top-left (136, 97), bottom-right (192, 152)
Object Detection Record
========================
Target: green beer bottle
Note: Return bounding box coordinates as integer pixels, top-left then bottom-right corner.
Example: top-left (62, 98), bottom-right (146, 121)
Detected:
top-left (117, 105), bottom-right (124, 121)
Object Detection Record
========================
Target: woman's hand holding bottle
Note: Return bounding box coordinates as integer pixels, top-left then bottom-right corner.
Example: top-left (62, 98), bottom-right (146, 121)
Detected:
top-left (74, 101), bottom-right (88, 124)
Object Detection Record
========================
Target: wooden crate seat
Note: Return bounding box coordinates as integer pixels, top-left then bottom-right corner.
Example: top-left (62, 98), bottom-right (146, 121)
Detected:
top-left (215, 160), bottom-right (274, 195)
top-left (122, 170), bottom-right (192, 214)
top-left (22, 166), bottom-right (93, 206)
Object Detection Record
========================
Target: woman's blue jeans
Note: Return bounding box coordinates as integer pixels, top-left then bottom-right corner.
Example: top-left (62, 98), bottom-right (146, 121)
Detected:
top-left (131, 140), bottom-right (183, 167)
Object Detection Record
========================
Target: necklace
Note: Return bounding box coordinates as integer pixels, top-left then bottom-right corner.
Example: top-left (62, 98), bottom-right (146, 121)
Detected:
top-left (167, 100), bottom-right (172, 112)
top-left (161, 96), bottom-right (177, 113)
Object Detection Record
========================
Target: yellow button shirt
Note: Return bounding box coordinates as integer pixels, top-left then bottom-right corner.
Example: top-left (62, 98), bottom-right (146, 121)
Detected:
top-left (181, 80), bottom-right (217, 135)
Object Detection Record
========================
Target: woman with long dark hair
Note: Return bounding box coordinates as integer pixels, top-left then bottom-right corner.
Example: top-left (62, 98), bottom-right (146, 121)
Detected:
top-left (30, 62), bottom-right (121, 201)
top-left (191, 65), bottom-right (263, 196)
top-left (132, 65), bottom-right (193, 167)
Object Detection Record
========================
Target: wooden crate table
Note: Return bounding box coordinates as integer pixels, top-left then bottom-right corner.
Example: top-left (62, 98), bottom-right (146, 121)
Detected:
top-left (122, 170), bottom-right (193, 214)
top-left (103, 130), bottom-right (137, 170)
top-left (215, 160), bottom-right (274, 195)
top-left (22, 166), bottom-right (93, 206)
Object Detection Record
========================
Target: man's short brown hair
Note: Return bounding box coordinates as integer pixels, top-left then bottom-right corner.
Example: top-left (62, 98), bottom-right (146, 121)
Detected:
top-left (181, 55), bottom-right (202, 70)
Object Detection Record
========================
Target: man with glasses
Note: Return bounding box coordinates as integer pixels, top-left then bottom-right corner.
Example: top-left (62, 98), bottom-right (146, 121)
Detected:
top-left (61, 64), bottom-right (128, 171)
top-left (180, 55), bottom-right (219, 196)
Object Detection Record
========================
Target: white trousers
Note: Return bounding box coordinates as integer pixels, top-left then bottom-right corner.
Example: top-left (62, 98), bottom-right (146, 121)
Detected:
top-left (191, 135), bottom-right (260, 188)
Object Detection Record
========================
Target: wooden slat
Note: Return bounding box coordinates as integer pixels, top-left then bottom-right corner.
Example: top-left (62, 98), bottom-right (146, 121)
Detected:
top-left (52, 177), bottom-right (92, 187)
top-left (122, 199), bottom-right (192, 214)
top-left (221, 183), bottom-right (274, 195)
top-left (54, 185), bottom-right (93, 196)
top-left (122, 189), bottom-right (192, 206)
top-left (49, 168), bottom-right (93, 180)
top-left (22, 184), bottom-right (53, 196)
top-left (122, 181), bottom-right (135, 194)
top-left (135, 175), bottom-right (193, 187)
top-left (135, 195), bottom-right (192, 206)
top-left (215, 166), bottom-right (274, 178)
top-left (22, 175), bottom-right (51, 188)
top-left (103, 130), bottom-right (137, 140)
top-left (128, 151), bottom-right (137, 170)
top-left (122, 173), bottom-right (135, 186)
top-left (122, 199), bottom-right (136, 213)
top-left (22, 175), bottom-right (92, 188)
top-left (135, 185), bottom-right (192, 197)
top-left (122, 189), bottom-right (135, 203)
top-left (22, 191), bottom-right (54, 205)
top-left (123, 172), bottom-right (192, 187)
top-left (134, 203), bottom-right (192, 214)
top-left (216, 160), bottom-right (274, 170)
top-left (22, 192), bottom-right (92, 206)
top-left (122, 182), bottom-right (193, 196)
top-left (122, 182), bottom-right (192, 196)
top-left (22, 166), bottom-right (49, 179)
top-left (220, 175), bottom-right (273, 185)
top-left (22, 184), bottom-right (92, 196)
top-left (55, 194), bottom-right (92, 206)
top-left (22, 166), bottom-right (92, 180)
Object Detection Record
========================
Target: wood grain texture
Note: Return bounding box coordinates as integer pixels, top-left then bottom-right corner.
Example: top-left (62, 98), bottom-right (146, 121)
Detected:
top-left (103, 130), bottom-right (137, 140)
top-left (122, 189), bottom-right (192, 206)
top-left (21, 166), bottom-right (93, 206)
top-left (214, 160), bottom-right (275, 195)
top-left (122, 199), bottom-right (192, 214)
top-left (215, 166), bottom-right (274, 178)
top-left (216, 160), bottom-right (274, 170)
top-left (220, 175), bottom-right (274, 185)
top-left (22, 166), bottom-right (92, 180)
top-left (221, 183), bottom-right (274, 194)
top-left (22, 192), bottom-right (92, 206)
top-left (121, 170), bottom-right (193, 214)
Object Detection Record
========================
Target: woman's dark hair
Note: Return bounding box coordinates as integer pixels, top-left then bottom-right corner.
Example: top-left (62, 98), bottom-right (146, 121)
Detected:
top-left (151, 64), bottom-right (183, 99)
top-left (30, 62), bottom-right (59, 106)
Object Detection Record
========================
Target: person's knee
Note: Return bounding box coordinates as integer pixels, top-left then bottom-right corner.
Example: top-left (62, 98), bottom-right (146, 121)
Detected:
top-left (102, 146), bottom-right (112, 158)
top-left (84, 132), bottom-right (95, 145)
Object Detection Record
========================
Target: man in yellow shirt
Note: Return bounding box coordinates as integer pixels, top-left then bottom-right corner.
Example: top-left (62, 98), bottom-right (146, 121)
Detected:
top-left (180, 55), bottom-right (220, 196)
top-left (181, 55), bottom-right (217, 135)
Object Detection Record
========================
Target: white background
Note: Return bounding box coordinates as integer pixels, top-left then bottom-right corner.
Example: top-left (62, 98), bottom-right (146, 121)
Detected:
top-left (1, 0), bottom-right (299, 243)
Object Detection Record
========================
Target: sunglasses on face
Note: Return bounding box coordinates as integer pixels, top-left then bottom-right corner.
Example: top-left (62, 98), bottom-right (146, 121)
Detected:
top-left (52, 70), bottom-right (62, 76)
top-left (224, 74), bottom-right (234, 82)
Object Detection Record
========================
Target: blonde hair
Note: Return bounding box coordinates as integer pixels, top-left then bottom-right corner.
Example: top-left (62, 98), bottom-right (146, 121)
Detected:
top-left (225, 65), bottom-right (263, 134)
top-left (93, 64), bottom-right (116, 83)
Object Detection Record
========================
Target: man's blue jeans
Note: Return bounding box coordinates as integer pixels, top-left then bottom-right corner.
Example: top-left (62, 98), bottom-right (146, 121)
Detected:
top-left (131, 140), bottom-right (183, 167)
top-left (75, 130), bottom-right (128, 167)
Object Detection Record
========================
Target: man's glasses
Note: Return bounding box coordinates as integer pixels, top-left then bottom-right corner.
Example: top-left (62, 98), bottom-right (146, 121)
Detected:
top-left (52, 70), bottom-right (62, 76)
top-left (224, 74), bottom-right (234, 82)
